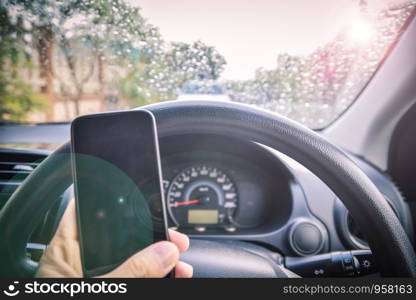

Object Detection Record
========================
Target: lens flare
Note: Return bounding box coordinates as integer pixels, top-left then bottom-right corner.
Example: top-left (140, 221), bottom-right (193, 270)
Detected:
top-left (347, 18), bottom-right (375, 43)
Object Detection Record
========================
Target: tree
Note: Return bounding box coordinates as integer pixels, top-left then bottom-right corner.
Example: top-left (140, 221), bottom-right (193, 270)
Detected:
top-left (1, 1), bottom-right (229, 121)
top-left (119, 40), bottom-right (227, 105)
top-left (165, 41), bottom-right (226, 81)
top-left (0, 1), bottom-right (47, 122)
top-left (56, 0), bottom-right (162, 114)
top-left (1, 0), bottom-right (161, 119)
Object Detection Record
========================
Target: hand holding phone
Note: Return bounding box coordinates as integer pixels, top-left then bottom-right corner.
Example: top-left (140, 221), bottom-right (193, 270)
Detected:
top-left (71, 110), bottom-right (176, 277)
top-left (36, 198), bottom-right (192, 278)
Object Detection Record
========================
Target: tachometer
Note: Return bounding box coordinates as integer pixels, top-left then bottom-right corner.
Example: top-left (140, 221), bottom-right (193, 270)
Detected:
top-left (167, 165), bottom-right (238, 229)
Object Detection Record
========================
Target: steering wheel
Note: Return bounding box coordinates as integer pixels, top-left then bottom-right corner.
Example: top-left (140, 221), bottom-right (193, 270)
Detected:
top-left (1, 101), bottom-right (415, 277)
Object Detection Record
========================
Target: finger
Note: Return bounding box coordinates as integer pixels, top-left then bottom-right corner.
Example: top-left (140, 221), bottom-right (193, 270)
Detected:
top-left (175, 261), bottom-right (193, 278)
top-left (100, 241), bottom-right (179, 278)
top-left (168, 229), bottom-right (190, 253)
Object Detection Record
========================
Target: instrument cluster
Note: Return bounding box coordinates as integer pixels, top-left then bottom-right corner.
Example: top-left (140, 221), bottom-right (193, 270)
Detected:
top-left (158, 135), bottom-right (294, 235)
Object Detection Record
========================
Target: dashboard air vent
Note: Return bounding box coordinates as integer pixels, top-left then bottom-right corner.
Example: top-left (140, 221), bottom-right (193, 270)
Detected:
top-left (0, 149), bottom-right (47, 209)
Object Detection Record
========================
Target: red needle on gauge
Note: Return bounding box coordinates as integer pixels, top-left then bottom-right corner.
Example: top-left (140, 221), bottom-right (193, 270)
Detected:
top-left (170, 199), bottom-right (200, 207)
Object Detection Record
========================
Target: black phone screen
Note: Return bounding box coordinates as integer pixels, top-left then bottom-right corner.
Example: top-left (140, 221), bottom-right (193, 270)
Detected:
top-left (71, 110), bottom-right (169, 277)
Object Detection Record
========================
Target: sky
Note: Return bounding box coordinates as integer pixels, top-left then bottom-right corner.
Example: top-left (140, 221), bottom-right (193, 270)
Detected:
top-left (128, 0), bottom-right (407, 80)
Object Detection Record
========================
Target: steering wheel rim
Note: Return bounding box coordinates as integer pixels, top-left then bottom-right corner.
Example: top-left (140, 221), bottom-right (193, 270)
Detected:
top-left (0, 100), bottom-right (415, 277)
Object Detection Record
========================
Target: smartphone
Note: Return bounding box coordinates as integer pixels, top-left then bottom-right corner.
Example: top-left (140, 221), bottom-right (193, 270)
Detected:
top-left (71, 110), bottom-right (171, 277)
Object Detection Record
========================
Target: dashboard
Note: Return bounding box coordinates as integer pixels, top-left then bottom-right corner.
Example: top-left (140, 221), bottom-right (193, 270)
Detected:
top-left (158, 134), bottom-right (414, 256)
top-left (160, 135), bottom-right (293, 234)
top-left (0, 132), bottom-right (414, 259)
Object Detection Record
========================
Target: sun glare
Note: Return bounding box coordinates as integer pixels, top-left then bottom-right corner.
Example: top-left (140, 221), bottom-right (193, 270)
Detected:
top-left (347, 18), bottom-right (375, 43)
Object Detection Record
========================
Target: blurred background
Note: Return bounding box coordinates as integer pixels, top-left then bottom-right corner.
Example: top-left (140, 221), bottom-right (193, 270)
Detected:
top-left (0, 0), bottom-right (415, 128)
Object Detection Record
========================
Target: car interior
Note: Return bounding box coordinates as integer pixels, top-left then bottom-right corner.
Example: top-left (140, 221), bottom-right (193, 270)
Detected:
top-left (1, 0), bottom-right (416, 278)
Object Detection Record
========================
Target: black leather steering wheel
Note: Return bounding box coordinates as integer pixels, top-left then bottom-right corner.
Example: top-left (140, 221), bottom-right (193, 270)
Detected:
top-left (0, 100), bottom-right (415, 277)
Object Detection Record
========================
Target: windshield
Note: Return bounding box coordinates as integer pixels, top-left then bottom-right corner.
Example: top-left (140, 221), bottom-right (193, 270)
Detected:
top-left (0, 0), bottom-right (415, 128)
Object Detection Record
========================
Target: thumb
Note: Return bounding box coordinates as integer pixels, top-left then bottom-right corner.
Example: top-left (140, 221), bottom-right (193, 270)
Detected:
top-left (99, 241), bottom-right (179, 278)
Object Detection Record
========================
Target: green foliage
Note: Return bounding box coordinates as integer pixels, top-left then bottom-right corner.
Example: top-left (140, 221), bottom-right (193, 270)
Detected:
top-left (117, 40), bottom-right (227, 105)
top-left (164, 41), bottom-right (226, 81)
top-left (0, 1), bottom-right (48, 122)
top-left (0, 0), bottom-right (227, 119)
top-left (117, 67), bottom-right (150, 107)
top-left (0, 75), bottom-right (47, 122)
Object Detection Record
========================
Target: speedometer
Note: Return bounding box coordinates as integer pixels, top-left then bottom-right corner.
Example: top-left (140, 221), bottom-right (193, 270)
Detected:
top-left (167, 165), bottom-right (238, 229)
